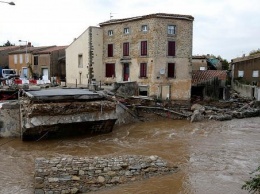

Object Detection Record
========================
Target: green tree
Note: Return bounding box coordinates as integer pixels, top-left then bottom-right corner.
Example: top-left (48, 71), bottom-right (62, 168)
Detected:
top-left (2, 40), bottom-right (15, 46)
top-left (249, 49), bottom-right (260, 56)
top-left (242, 166), bottom-right (260, 193)
top-left (221, 59), bottom-right (229, 70)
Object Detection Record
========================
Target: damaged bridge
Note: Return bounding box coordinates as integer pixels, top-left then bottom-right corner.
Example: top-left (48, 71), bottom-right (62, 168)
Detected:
top-left (20, 89), bottom-right (117, 140)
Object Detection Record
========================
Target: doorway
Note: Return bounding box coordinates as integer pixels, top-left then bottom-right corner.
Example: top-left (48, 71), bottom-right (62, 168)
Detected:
top-left (22, 68), bottom-right (28, 78)
top-left (42, 68), bottom-right (49, 80)
top-left (123, 63), bottom-right (129, 81)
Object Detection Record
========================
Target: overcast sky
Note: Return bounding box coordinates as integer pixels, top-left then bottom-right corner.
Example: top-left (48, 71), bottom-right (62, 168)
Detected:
top-left (0, 0), bottom-right (259, 61)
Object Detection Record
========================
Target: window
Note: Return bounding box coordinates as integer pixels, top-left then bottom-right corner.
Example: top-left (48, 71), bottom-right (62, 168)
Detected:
top-left (252, 70), bottom-right (259, 77)
top-left (78, 54), bottom-right (83, 68)
top-left (14, 55), bottom-right (17, 64)
top-left (108, 44), bottom-right (113, 57)
top-left (124, 27), bottom-right (130, 34)
top-left (105, 63), bottom-right (115, 77)
top-left (141, 41), bottom-right (147, 56)
top-left (123, 42), bottom-right (129, 56)
top-left (34, 56), bottom-right (38, 66)
top-left (25, 54), bottom-right (28, 63)
top-left (168, 41), bottom-right (176, 56)
top-left (108, 30), bottom-right (113, 36)
top-left (140, 63), bottom-right (147, 78)
top-left (168, 63), bottom-right (175, 78)
top-left (168, 25), bottom-right (176, 35)
top-left (141, 25), bottom-right (148, 32)
top-left (19, 54), bottom-right (23, 64)
top-left (238, 70), bottom-right (244, 77)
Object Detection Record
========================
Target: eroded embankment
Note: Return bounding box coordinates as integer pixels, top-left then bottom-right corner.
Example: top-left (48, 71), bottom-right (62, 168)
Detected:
top-left (35, 155), bottom-right (178, 194)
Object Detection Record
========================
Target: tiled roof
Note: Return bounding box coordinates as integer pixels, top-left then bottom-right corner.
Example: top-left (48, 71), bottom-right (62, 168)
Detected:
top-left (8, 46), bottom-right (56, 54)
top-left (232, 53), bottom-right (260, 63)
top-left (192, 55), bottom-right (207, 59)
top-left (192, 70), bottom-right (227, 86)
top-left (0, 46), bottom-right (20, 51)
top-left (99, 13), bottom-right (194, 26)
top-left (35, 46), bottom-right (68, 54)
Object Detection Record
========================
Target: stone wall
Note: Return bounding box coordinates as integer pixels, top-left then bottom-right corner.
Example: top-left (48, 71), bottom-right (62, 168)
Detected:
top-left (0, 101), bottom-right (20, 137)
top-left (35, 155), bottom-right (178, 194)
top-left (233, 80), bottom-right (255, 99)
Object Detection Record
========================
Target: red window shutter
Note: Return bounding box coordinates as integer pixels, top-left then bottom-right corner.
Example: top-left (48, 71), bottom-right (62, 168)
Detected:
top-left (123, 42), bottom-right (129, 56)
top-left (168, 41), bottom-right (175, 56)
top-left (140, 63), bottom-right (147, 77)
top-left (108, 44), bottom-right (113, 57)
top-left (168, 63), bottom-right (175, 77)
top-left (141, 41), bottom-right (147, 56)
top-left (106, 63), bottom-right (115, 77)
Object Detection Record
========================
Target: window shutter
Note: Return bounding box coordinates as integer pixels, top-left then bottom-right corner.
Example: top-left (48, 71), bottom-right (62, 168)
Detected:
top-left (141, 41), bottom-right (147, 56)
top-left (140, 63), bottom-right (147, 77)
top-left (168, 41), bottom-right (175, 56)
top-left (108, 44), bottom-right (113, 57)
top-left (123, 42), bottom-right (129, 56)
top-left (168, 63), bottom-right (175, 77)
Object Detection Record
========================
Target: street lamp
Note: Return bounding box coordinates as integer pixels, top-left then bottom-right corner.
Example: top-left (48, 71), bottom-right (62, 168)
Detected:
top-left (0, 1), bottom-right (15, 5)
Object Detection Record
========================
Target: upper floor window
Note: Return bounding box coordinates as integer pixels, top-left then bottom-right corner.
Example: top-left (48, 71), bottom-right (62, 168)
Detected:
top-left (19, 54), bottom-right (23, 64)
top-left (124, 27), bottom-right (130, 34)
top-left (168, 25), bottom-right (176, 35)
top-left (252, 70), bottom-right (259, 77)
top-left (108, 30), bottom-right (113, 36)
top-left (14, 55), bottom-right (17, 64)
top-left (168, 41), bottom-right (176, 56)
top-left (123, 42), bottom-right (129, 56)
top-left (34, 56), bottom-right (38, 65)
top-left (168, 63), bottom-right (175, 78)
top-left (238, 70), bottom-right (244, 77)
top-left (140, 41), bottom-right (147, 56)
top-left (140, 63), bottom-right (147, 78)
top-left (108, 44), bottom-right (113, 57)
top-left (78, 54), bottom-right (83, 68)
top-left (141, 25), bottom-right (148, 32)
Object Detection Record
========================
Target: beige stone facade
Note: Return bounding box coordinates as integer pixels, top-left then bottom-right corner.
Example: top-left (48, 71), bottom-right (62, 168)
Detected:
top-left (66, 27), bottom-right (103, 86)
top-left (99, 13), bottom-right (194, 100)
top-left (192, 56), bottom-right (208, 71)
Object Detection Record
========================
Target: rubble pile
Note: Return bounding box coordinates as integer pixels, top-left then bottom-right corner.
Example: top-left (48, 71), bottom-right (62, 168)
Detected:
top-left (190, 95), bottom-right (260, 122)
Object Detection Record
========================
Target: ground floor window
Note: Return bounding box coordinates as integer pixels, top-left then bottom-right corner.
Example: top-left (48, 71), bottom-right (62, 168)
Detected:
top-left (139, 85), bottom-right (148, 96)
top-left (106, 63), bottom-right (115, 77)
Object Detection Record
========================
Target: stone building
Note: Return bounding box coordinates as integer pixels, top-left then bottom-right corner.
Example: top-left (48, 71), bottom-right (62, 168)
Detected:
top-left (33, 46), bottom-right (67, 83)
top-left (192, 55), bottom-right (208, 71)
top-left (99, 13), bottom-right (194, 101)
top-left (231, 53), bottom-right (260, 86)
top-left (66, 27), bottom-right (103, 86)
top-left (0, 46), bottom-right (20, 69)
top-left (8, 44), bottom-right (56, 79)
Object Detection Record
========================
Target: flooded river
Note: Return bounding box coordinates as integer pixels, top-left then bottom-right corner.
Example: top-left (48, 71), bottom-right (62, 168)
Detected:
top-left (0, 117), bottom-right (259, 194)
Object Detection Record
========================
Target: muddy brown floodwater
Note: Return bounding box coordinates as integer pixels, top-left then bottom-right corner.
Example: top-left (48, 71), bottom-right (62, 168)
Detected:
top-left (0, 117), bottom-right (260, 194)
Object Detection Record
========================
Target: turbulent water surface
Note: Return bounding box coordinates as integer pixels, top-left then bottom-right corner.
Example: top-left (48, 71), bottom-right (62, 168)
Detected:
top-left (0, 117), bottom-right (259, 194)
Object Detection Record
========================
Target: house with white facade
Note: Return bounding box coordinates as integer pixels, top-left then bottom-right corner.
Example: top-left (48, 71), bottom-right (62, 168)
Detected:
top-left (66, 26), bottom-right (103, 86)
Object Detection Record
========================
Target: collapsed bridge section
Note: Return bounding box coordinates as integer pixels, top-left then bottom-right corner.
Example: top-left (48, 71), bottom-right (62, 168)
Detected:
top-left (21, 88), bottom-right (117, 140)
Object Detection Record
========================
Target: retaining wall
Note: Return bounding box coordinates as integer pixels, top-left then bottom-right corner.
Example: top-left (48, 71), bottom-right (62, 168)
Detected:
top-left (35, 155), bottom-right (178, 194)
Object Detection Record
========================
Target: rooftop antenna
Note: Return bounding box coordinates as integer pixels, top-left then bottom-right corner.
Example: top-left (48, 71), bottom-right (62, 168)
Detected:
top-left (110, 12), bottom-right (117, 20)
